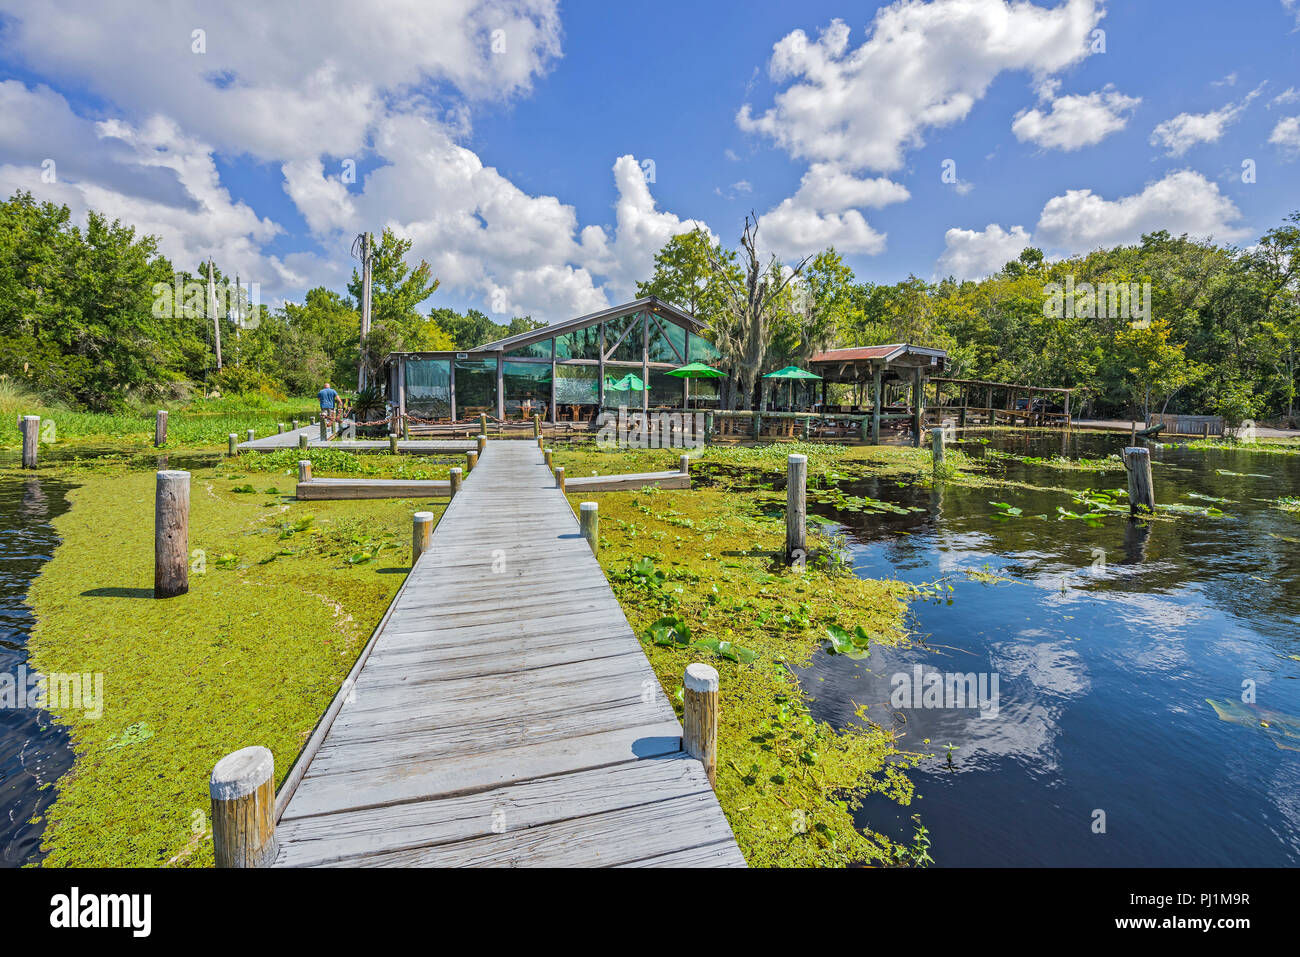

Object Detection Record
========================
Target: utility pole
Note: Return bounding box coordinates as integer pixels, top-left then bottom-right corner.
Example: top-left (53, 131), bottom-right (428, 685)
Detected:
top-left (357, 232), bottom-right (372, 391)
top-left (208, 258), bottom-right (222, 370)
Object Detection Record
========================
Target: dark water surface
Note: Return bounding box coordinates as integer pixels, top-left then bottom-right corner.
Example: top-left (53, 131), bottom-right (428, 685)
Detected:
top-left (801, 430), bottom-right (1300, 866)
top-left (0, 475), bottom-right (75, 866)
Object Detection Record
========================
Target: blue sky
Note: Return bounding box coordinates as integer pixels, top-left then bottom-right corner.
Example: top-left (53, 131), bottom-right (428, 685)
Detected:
top-left (1, 0), bottom-right (1299, 321)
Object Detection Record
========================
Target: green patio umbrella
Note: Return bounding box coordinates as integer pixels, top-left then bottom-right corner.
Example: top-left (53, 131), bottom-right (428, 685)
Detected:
top-left (668, 361), bottom-right (726, 408)
top-left (763, 365), bottom-right (822, 410)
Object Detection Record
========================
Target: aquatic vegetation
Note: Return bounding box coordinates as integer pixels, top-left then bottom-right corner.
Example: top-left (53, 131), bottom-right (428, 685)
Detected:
top-left (1215, 468), bottom-right (1271, 479)
top-left (21, 466), bottom-right (441, 866)
top-left (237, 447), bottom-right (462, 480)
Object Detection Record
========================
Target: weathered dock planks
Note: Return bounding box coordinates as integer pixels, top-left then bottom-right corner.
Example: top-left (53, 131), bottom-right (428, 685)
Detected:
top-left (564, 470), bottom-right (690, 492)
top-left (296, 477), bottom-right (451, 500)
top-left (273, 440), bottom-right (743, 868)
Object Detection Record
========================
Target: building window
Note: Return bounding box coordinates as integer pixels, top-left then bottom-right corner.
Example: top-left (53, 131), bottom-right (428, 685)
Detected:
top-left (405, 358), bottom-right (451, 420)
top-left (688, 332), bottom-right (721, 363)
top-left (503, 360), bottom-right (551, 419)
top-left (648, 315), bottom-right (686, 364)
top-left (603, 312), bottom-right (643, 363)
top-left (555, 325), bottom-right (601, 360)
top-left (507, 338), bottom-right (553, 360)
top-left (454, 356), bottom-right (497, 418)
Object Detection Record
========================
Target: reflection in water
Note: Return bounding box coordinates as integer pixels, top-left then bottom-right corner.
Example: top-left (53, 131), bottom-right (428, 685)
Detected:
top-left (802, 429), bottom-right (1300, 866)
top-left (0, 476), bottom-right (74, 866)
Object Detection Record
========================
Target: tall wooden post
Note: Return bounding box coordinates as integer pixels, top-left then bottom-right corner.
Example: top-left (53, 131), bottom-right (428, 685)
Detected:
top-left (210, 746), bottom-right (276, 868)
top-left (479, 412), bottom-right (487, 437)
top-left (537, 434), bottom-right (544, 450)
top-left (931, 427), bottom-right (945, 470)
top-left (466, 450), bottom-right (478, 473)
top-left (389, 433), bottom-right (398, 454)
top-left (579, 502), bottom-right (599, 555)
top-left (449, 467), bottom-right (463, 499)
top-left (319, 420), bottom-right (328, 441)
top-left (412, 511), bottom-right (433, 562)
top-left (476, 434), bottom-right (486, 455)
top-left (1122, 447), bottom-right (1155, 515)
top-left (543, 449), bottom-right (553, 469)
top-left (683, 663), bottom-right (719, 787)
top-left (298, 460), bottom-right (312, 483)
top-left (227, 432), bottom-right (237, 456)
top-left (155, 470), bottom-right (190, 598)
top-left (871, 368), bottom-right (882, 444)
top-left (20, 415), bottom-right (39, 468)
top-left (786, 453), bottom-right (806, 563)
top-left (155, 410), bottom-right (169, 447)
top-left (555, 466), bottom-right (565, 492)
top-left (296, 434), bottom-right (306, 452)
top-left (912, 367), bottom-right (923, 447)
top-left (533, 414), bottom-right (541, 438)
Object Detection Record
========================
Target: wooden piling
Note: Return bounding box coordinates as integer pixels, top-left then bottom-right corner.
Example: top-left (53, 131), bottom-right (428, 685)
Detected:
top-left (20, 415), bottom-right (39, 468)
top-left (679, 454), bottom-right (690, 475)
top-left (298, 460), bottom-right (312, 483)
top-left (210, 746), bottom-right (276, 868)
top-left (579, 502), bottom-right (599, 556)
top-left (247, 428), bottom-right (255, 444)
top-left (277, 422), bottom-right (285, 434)
top-left (155, 410), bottom-right (169, 447)
top-left (299, 434), bottom-right (308, 452)
top-left (683, 663), bottom-right (719, 787)
top-left (292, 419), bottom-right (299, 430)
top-left (154, 469), bottom-right (190, 598)
top-left (477, 433), bottom-right (486, 455)
top-left (704, 411), bottom-right (714, 445)
top-left (466, 450), bottom-right (478, 473)
top-left (479, 413), bottom-right (487, 437)
top-left (537, 434), bottom-right (544, 450)
top-left (389, 433), bottom-right (398, 454)
top-left (1122, 447), bottom-right (1155, 515)
top-left (412, 511), bottom-right (434, 563)
top-left (543, 449), bottom-right (553, 469)
top-left (319, 420), bottom-right (328, 441)
top-left (786, 453), bottom-right (807, 563)
top-left (533, 414), bottom-right (541, 438)
top-left (449, 467), bottom-right (463, 499)
top-left (931, 427), bottom-right (945, 469)
top-left (555, 466), bottom-right (565, 492)
top-left (227, 432), bottom-right (237, 456)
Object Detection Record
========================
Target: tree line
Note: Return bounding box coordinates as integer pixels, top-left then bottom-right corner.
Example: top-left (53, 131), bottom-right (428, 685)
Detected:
top-left (3, 187), bottom-right (1297, 424)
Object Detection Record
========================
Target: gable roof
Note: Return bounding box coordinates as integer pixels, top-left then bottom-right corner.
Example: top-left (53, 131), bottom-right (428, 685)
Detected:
top-left (472, 296), bottom-right (707, 353)
top-left (808, 343), bottom-right (947, 364)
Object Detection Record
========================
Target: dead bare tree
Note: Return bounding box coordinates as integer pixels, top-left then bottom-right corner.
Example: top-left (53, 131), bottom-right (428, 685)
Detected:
top-left (705, 214), bottom-right (811, 409)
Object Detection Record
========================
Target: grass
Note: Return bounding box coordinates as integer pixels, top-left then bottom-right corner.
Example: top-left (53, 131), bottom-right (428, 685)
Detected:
top-left (21, 460), bottom-right (443, 867)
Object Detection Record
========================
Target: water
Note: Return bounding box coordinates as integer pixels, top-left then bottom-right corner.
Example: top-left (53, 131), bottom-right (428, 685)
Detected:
top-left (802, 430), bottom-right (1300, 866)
top-left (0, 476), bottom-right (75, 867)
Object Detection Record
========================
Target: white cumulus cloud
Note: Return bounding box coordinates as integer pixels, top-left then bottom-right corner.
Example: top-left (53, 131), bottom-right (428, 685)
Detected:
top-left (1149, 86), bottom-right (1263, 156)
top-left (1012, 86), bottom-right (1141, 151)
top-left (934, 224), bottom-right (1032, 280)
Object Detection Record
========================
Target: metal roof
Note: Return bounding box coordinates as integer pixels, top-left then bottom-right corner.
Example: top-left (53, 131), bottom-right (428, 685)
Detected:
top-left (808, 343), bottom-right (948, 364)
top-left (472, 296), bottom-right (707, 353)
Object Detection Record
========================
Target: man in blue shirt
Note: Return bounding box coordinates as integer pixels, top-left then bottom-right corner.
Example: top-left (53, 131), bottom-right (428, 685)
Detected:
top-left (318, 382), bottom-right (339, 422)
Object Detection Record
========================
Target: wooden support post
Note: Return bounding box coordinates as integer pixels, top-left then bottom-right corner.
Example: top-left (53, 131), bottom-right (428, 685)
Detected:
top-left (1202, 422), bottom-right (1210, 440)
top-left (802, 415), bottom-right (812, 441)
top-left (683, 663), bottom-right (719, 787)
top-left (931, 427), bottom-right (945, 470)
top-left (466, 450), bottom-right (478, 473)
top-left (155, 410), bottom-right (169, 447)
top-left (154, 469), bottom-right (190, 598)
top-left (555, 466), bottom-right (565, 492)
top-left (1122, 447), bottom-right (1155, 515)
top-left (227, 432), bottom-right (237, 456)
top-left (449, 467), bottom-right (463, 499)
top-left (786, 453), bottom-right (806, 563)
top-left (246, 428), bottom-right (255, 444)
top-left (298, 460), bottom-right (312, 483)
top-left (389, 433), bottom-right (398, 454)
top-left (21, 415), bottom-right (39, 468)
top-left (679, 454), bottom-right (690, 475)
top-left (412, 511), bottom-right (433, 563)
top-left (704, 411), bottom-right (714, 445)
top-left (579, 501), bottom-right (599, 556)
top-left (476, 433), bottom-right (486, 455)
top-left (479, 412), bottom-right (488, 437)
top-left (533, 414), bottom-right (541, 438)
top-left (277, 422), bottom-right (285, 434)
top-left (537, 434), bottom-right (544, 450)
top-left (210, 746), bottom-right (276, 868)
top-left (871, 368), bottom-right (882, 444)
top-left (292, 419), bottom-right (299, 431)
top-left (299, 434), bottom-right (308, 452)
top-left (543, 449), bottom-right (552, 469)
top-left (751, 410), bottom-right (761, 439)
top-left (319, 420), bottom-right (328, 441)
top-left (912, 367), bottom-right (923, 448)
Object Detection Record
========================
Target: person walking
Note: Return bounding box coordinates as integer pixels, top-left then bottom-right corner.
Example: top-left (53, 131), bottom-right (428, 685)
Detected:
top-left (318, 381), bottom-right (340, 424)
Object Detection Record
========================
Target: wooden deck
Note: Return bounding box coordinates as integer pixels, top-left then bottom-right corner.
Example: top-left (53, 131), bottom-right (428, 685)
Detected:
top-left (273, 440), bottom-right (743, 867)
top-left (237, 424), bottom-right (474, 454)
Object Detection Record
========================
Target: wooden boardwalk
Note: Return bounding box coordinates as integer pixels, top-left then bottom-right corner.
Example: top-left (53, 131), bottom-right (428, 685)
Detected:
top-left (237, 423), bottom-right (474, 454)
top-left (273, 440), bottom-right (743, 867)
